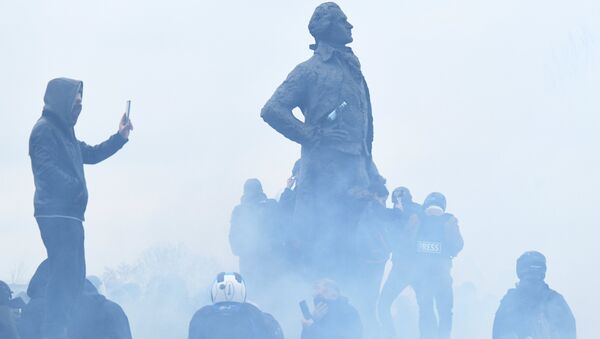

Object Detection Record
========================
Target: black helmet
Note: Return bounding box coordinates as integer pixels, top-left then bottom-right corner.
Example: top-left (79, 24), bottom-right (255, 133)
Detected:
top-left (243, 178), bottom-right (263, 195)
top-left (0, 280), bottom-right (12, 305)
top-left (423, 192), bottom-right (447, 211)
top-left (516, 251), bottom-right (547, 281)
top-left (391, 187), bottom-right (412, 205)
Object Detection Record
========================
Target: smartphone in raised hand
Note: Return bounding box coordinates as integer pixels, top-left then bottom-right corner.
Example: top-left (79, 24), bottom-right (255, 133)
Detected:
top-left (299, 300), bottom-right (312, 320)
top-left (125, 100), bottom-right (131, 122)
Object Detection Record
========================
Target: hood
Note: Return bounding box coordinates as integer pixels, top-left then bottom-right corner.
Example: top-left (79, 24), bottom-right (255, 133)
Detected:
top-left (42, 77), bottom-right (83, 128)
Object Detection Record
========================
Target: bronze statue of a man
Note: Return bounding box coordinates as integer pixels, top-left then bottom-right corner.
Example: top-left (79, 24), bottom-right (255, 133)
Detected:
top-left (261, 2), bottom-right (385, 277)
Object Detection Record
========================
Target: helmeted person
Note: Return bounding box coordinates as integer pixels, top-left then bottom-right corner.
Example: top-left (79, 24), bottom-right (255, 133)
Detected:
top-left (301, 279), bottom-right (362, 339)
top-left (378, 187), bottom-right (422, 339)
top-left (0, 280), bottom-right (20, 339)
top-left (188, 272), bottom-right (284, 339)
top-left (68, 279), bottom-right (132, 339)
top-left (29, 78), bottom-right (133, 339)
top-left (411, 192), bottom-right (464, 339)
top-left (229, 178), bottom-right (281, 290)
top-left (493, 251), bottom-right (576, 339)
top-left (261, 2), bottom-right (386, 277)
top-left (351, 183), bottom-right (391, 339)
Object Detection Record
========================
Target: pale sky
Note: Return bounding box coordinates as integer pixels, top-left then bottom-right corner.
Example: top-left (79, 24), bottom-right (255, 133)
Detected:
top-left (1, 0), bottom-right (599, 337)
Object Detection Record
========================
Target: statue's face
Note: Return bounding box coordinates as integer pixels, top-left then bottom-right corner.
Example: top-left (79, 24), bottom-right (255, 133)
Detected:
top-left (324, 7), bottom-right (353, 45)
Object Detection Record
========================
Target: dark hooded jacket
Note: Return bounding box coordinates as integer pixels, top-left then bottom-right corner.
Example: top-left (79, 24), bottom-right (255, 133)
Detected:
top-left (68, 280), bottom-right (133, 339)
top-left (20, 264), bottom-right (132, 339)
top-left (29, 78), bottom-right (127, 220)
top-left (229, 191), bottom-right (279, 259)
top-left (18, 260), bottom-right (49, 339)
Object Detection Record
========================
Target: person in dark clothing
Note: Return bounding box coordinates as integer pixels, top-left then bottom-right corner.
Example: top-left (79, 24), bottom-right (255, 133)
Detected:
top-left (229, 179), bottom-right (281, 291)
top-left (18, 261), bottom-right (49, 339)
top-left (378, 187), bottom-right (422, 339)
top-left (411, 193), bottom-right (464, 339)
top-left (68, 280), bottom-right (132, 339)
top-left (29, 78), bottom-right (133, 338)
top-left (351, 184), bottom-right (390, 339)
top-left (18, 261), bottom-right (132, 339)
top-left (301, 279), bottom-right (362, 339)
top-left (261, 2), bottom-right (386, 278)
top-left (278, 159), bottom-right (304, 267)
top-left (188, 272), bottom-right (284, 339)
top-left (493, 251), bottom-right (576, 339)
top-left (279, 159), bottom-right (302, 215)
top-left (0, 280), bottom-right (21, 339)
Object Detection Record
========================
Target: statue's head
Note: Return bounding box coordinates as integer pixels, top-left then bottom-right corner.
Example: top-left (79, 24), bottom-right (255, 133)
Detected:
top-left (308, 2), bottom-right (353, 46)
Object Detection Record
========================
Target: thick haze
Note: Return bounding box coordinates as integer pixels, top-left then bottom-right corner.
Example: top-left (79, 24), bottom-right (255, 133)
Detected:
top-left (1, 0), bottom-right (598, 337)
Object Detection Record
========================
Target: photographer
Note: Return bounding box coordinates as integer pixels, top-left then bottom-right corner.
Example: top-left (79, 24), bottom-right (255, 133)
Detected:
top-left (301, 279), bottom-right (362, 339)
top-left (29, 78), bottom-right (132, 338)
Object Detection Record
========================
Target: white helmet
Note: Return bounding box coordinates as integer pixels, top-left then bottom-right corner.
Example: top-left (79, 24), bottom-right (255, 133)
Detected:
top-left (211, 272), bottom-right (246, 304)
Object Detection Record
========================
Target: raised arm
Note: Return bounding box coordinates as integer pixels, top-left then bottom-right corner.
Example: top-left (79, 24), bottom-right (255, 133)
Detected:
top-left (79, 133), bottom-right (127, 164)
top-left (79, 113), bottom-right (131, 164)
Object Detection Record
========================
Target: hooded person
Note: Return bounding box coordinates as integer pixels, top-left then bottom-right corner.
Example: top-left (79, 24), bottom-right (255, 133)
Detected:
top-left (188, 272), bottom-right (283, 339)
top-left (228, 179), bottom-right (280, 292)
top-left (493, 251), bottom-right (576, 339)
top-left (28, 78), bottom-right (133, 338)
top-left (68, 279), bottom-right (132, 339)
top-left (18, 260), bottom-right (50, 339)
top-left (19, 262), bottom-right (132, 339)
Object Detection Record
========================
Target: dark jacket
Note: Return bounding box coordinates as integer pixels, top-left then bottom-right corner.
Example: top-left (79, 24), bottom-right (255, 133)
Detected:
top-left (229, 192), bottom-right (280, 259)
top-left (301, 297), bottom-right (362, 339)
top-left (388, 202), bottom-right (421, 261)
top-left (354, 201), bottom-right (392, 264)
top-left (188, 302), bottom-right (284, 339)
top-left (414, 213), bottom-right (464, 268)
top-left (29, 78), bottom-right (127, 220)
top-left (493, 281), bottom-right (576, 339)
top-left (18, 260), bottom-right (49, 339)
top-left (69, 281), bottom-right (132, 339)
